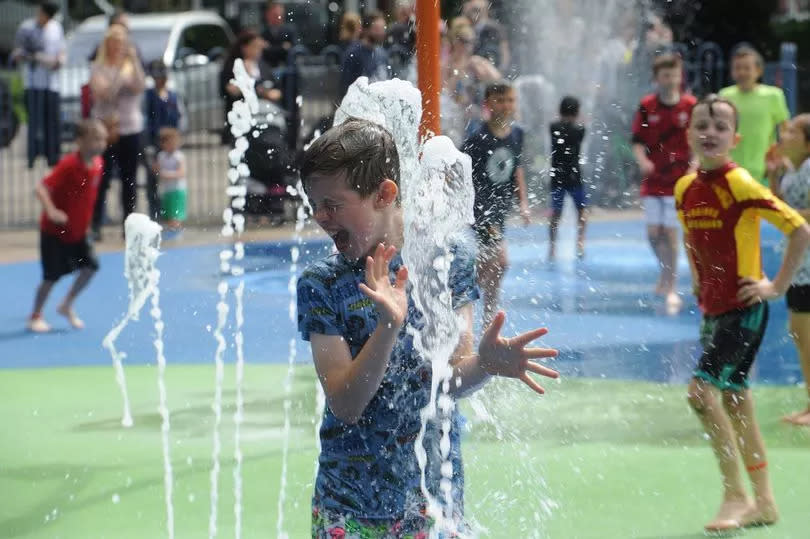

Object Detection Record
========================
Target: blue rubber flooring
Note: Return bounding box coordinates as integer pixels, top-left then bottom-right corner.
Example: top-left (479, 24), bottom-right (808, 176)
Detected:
top-left (0, 218), bottom-right (803, 386)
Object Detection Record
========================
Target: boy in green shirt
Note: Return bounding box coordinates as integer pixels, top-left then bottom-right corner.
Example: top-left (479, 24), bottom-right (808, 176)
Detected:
top-left (719, 44), bottom-right (790, 186)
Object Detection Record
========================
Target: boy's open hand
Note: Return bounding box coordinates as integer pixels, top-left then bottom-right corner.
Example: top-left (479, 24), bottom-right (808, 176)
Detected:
top-left (47, 208), bottom-right (68, 226)
top-left (358, 243), bottom-right (409, 329)
top-left (737, 276), bottom-right (779, 306)
top-left (479, 311), bottom-right (559, 395)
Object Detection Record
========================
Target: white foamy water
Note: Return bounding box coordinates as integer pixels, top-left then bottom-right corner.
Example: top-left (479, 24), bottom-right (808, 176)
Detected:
top-left (210, 58), bottom-right (255, 539)
top-left (334, 77), bottom-right (422, 202)
top-left (102, 214), bottom-right (162, 427)
top-left (102, 213), bottom-right (175, 537)
top-left (409, 137), bottom-right (475, 534)
top-left (336, 78), bottom-right (474, 535)
top-left (207, 281), bottom-right (229, 539)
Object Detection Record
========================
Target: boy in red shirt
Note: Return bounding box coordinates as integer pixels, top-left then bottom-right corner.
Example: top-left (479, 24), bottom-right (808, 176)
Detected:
top-left (28, 119), bottom-right (107, 333)
top-left (632, 53), bottom-right (696, 311)
top-left (676, 95), bottom-right (810, 532)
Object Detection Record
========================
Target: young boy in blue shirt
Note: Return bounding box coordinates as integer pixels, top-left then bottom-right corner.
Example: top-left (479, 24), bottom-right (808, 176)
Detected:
top-left (297, 118), bottom-right (558, 536)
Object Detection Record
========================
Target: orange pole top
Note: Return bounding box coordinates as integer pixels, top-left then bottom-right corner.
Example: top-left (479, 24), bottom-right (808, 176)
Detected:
top-left (416, 0), bottom-right (441, 139)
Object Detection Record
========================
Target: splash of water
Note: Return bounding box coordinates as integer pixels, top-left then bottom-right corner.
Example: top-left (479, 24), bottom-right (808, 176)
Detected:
top-left (277, 181), bottom-right (311, 537)
top-left (210, 58), bottom-right (255, 539)
top-left (207, 281), bottom-right (229, 539)
top-left (336, 78), bottom-right (475, 534)
top-left (102, 214), bottom-right (163, 427)
top-left (408, 137), bottom-right (476, 533)
top-left (233, 280), bottom-right (245, 539)
top-left (102, 213), bottom-right (175, 537)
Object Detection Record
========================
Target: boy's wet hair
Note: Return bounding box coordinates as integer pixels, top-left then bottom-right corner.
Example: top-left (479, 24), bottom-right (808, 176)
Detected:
top-left (731, 43), bottom-right (764, 69)
top-left (75, 118), bottom-right (105, 139)
top-left (559, 95), bottom-right (580, 117)
top-left (484, 80), bottom-right (513, 100)
top-left (300, 118), bottom-right (400, 200)
top-left (695, 94), bottom-right (739, 131)
top-left (652, 52), bottom-right (682, 76)
top-left (39, 1), bottom-right (59, 18)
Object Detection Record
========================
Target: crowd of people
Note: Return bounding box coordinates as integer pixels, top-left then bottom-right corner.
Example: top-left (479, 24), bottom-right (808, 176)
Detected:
top-left (12, 1), bottom-right (810, 536)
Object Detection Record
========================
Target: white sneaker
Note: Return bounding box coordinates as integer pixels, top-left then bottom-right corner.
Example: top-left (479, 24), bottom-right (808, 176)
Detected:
top-left (28, 316), bottom-right (51, 333)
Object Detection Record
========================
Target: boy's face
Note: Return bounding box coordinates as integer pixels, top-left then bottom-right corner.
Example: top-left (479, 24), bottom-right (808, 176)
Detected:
top-left (487, 90), bottom-right (516, 122)
top-left (78, 125), bottom-right (108, 158)
top-left (655, 66), bottom-right (681, 93)
top-left (306, 174), bottom-right (395, 261)
top-left (731, 54), bottom-right (762, 89)
top-left (688, 102), bottom-right (740, 166)
top-left (162, 134), bottom-right (179, 152)
top-left (779, 119), bottom-right (810, 160)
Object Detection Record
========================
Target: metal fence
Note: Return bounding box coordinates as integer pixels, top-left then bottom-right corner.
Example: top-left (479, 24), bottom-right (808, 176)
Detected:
top-left (0, 48), bottom-right (346, 229)
top-left (0, 40), bottom-right (802, 229)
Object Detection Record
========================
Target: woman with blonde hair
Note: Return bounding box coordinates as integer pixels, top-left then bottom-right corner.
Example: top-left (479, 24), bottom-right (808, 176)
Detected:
top-left (441, 16), bottom-right (500, 146)
top-left (339, 12), bottom-right (362, 45)
top-left (89, 24), bottom-right (146, 240)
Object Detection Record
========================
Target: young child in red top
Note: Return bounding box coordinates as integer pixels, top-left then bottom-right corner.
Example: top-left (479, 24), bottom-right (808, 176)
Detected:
top-left (632, 53), bottom-right (696, 311)
top-left (675, 95), bottom-right (810, 533)
top-left (28, 119), bottom-right (108, 333)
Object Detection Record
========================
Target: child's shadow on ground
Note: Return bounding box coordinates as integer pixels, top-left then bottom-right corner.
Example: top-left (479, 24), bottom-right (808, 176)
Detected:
top-left (0, 328), bottom-right (69, 342)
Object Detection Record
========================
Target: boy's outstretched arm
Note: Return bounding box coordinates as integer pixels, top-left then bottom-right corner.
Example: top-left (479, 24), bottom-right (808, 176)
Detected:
top-left (738, 223), bottom-right (810, 305)
top-left (310, 244), bottom-right (408, 425)
top-left (450, 310), bottom-right (558, 397)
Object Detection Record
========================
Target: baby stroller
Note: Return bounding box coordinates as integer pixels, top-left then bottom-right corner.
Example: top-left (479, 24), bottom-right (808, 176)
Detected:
top-left (242, 100), bottom-right (299, 224)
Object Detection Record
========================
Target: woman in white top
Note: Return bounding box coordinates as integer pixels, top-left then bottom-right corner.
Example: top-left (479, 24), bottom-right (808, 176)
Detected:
top-left (89, 24), bottom-right (146, 239)
top-left (770, 113), bottom-right (810, 426)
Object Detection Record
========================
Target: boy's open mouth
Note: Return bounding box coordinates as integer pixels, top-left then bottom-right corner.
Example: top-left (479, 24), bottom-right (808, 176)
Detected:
top-left (330, 230), bottom-right (350, 252)
top-left (700, 141), bottom-right (719, 152)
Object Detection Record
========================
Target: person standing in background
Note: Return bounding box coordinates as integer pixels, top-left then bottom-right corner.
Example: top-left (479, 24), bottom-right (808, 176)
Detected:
top-left (89, 25), bottom-right (146, 241)
top-left (10, 1), bottom-right (65, 169)
top-left (261, 1), bottom-right (298, 69)
top-left (719, 44), bottom-right (790, 187)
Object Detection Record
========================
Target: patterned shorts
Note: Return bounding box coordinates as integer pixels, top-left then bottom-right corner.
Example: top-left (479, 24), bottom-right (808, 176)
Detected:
top-left (311, 506), bottom-right (435, 539)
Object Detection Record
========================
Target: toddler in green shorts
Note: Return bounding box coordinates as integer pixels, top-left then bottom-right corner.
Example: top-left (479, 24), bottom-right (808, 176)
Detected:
top-left (155, 127), bottom-right (187, 235)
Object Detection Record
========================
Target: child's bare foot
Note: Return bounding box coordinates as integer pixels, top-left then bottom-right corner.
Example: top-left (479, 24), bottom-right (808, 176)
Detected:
top-left (57, 304), bottom-right (84, 329)
top-left (665, 291), bottom-right (683, 315)
top-left (740, 502), bottom-right (779, 527)
top-left (27, 315), bottom-right (51, 333)
top-left (704, 498), bottom-right (754, 533)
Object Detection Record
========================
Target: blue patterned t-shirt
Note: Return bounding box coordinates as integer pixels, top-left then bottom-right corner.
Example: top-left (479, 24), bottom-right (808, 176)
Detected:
top-left (297, 244), bottom-right (478, 520)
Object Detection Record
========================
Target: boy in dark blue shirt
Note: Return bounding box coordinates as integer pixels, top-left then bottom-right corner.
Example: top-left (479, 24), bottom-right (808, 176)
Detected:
top-left (548, 96), bottom-right (587, 261)
top-left (463, 81), bottom-right (530, 325)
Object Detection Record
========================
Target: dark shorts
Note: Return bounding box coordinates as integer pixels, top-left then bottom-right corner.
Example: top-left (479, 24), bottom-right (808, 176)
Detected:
top-left (40, 231), bottom-right (99, 282)
top-left (786, 285), bottom-right (810, 312)
top-left (550, 185), bottom-right (587, 213)
top-left (696, 302), bottom-right (769, 391)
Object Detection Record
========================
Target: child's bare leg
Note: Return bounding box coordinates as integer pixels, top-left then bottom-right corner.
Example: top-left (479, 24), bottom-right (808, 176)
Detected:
top-left (31, 280), bottom-right (56, 318)
top-left (687, 378), bottom-right (753, 530)
top-left (786, 312), bottom-right (810, 425)
top-left (647, 225), bottom-right (666, 294)
top-left (477, 241), bottom-right (507, 328)
top-left (548, 211), bottom-right (561, 260)
top-left (576, 207), bottom-right (587, 259)
top-left (722, 389), bottom-right (779, 525)
top-left (661, 227), bottom-right (682, 311)
top-left (57, 268), bottom-right (96, 329)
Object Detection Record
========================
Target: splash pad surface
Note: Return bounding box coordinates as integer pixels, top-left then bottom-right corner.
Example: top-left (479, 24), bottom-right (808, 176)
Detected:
top-left (2, 218), bottom-right (809, 538)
